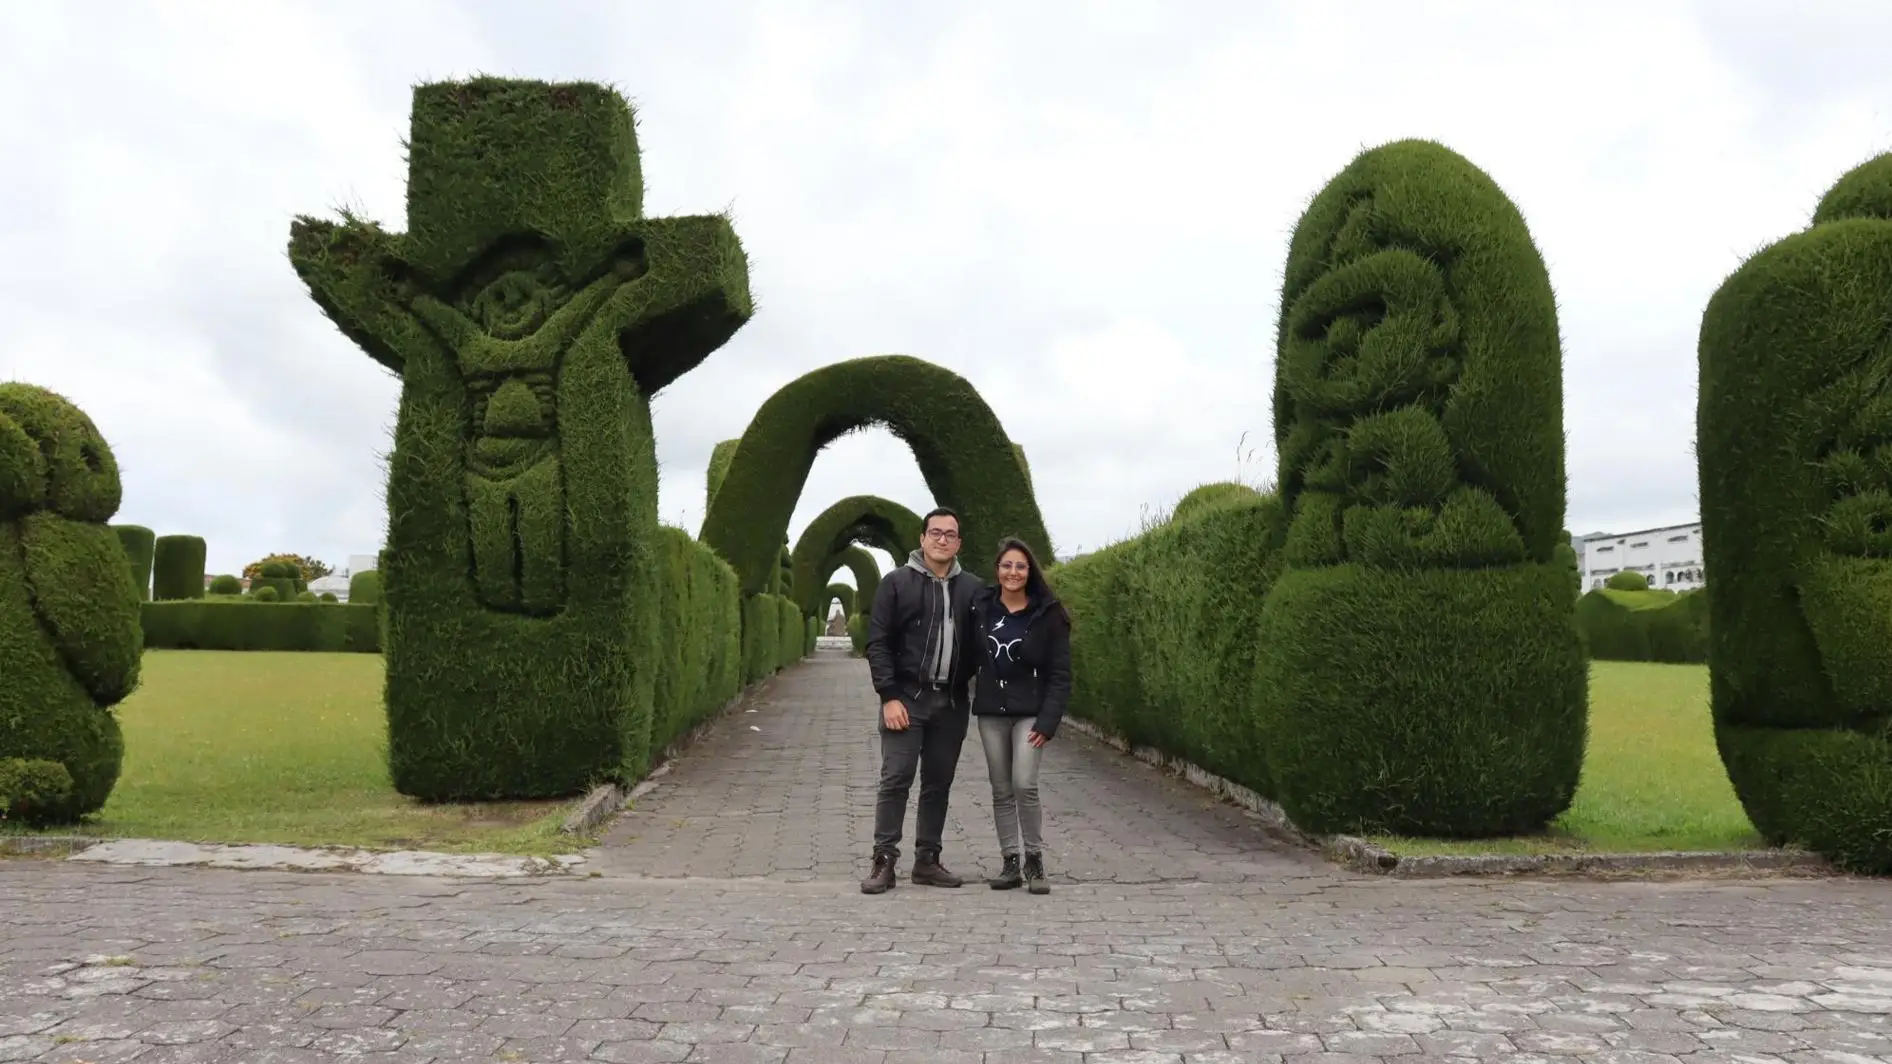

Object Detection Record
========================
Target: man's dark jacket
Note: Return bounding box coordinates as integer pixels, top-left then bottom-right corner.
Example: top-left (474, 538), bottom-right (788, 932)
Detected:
top-left (866, 551), bottom-right (980, 709)
top-left (968, 584), bottom-right (1073, 738)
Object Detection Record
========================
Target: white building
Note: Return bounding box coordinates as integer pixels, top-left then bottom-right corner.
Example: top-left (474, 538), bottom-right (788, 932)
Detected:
top-left (1575, 521), bottom-right (1705, 592)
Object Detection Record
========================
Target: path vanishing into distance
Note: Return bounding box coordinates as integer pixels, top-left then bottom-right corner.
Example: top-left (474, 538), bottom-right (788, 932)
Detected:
top-left (2, 649), bottom-right (1890, 1063)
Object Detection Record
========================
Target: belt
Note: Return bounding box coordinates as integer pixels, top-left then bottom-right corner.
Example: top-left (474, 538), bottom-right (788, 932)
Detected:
top-left (918, 681), bottom-right (952, 692)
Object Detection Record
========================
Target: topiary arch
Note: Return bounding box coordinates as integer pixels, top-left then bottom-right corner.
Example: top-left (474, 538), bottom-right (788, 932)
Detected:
top-left (1254, 138), bottom-right (1586, 838)
top-left (704, 439), bottom-right (738, 517)
top-left (789, 494), bottom-right (923, 618)
top-left (824, 582), bottom-right (855, 619)
top-left (700, 355), bottom-right (1049, 595)
top-left (1696, 152), bottom-right (1892, 874)
top-left (828, 544), bottom-right (880, 615)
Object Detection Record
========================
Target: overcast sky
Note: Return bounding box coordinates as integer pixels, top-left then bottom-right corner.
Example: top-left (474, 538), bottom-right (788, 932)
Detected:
top-left (3, 2), bottom-right (1888, 580)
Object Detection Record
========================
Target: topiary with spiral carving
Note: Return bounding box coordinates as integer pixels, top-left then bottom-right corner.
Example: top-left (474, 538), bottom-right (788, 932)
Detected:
top-left (0, 383), bottom-right (142, 824)
top-left (1697, 153), bottom-right (1892, 874)
top-left (287, 77), bottom-right (752, 799)
top-left (1254, 139), bottom-right (1587, 837)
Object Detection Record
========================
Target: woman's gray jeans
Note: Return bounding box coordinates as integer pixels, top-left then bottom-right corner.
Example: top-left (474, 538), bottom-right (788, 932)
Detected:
top-left (978, 716), bottom-right (1044, 856)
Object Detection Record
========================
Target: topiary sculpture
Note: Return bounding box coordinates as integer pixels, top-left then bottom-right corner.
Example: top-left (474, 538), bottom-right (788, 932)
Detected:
top-left (1254, 139), bottom-right (1587, 837)
top-left (152, 534), bottom-right (207, 600)
top-left (207, 573), bottom-right (243, 596)
top-left (0, 383), bottom-right (141, 824)
top-left (789, 494), bottom-right (922, 618)
top-left (288, 77), bottom-right (751, 800)
top-left (1696, 152), bottom-right (1892, 873)
top-left (1605, 570), bottom-right (1649, 592)
top-left (113, 525), bottom-right (154, 601)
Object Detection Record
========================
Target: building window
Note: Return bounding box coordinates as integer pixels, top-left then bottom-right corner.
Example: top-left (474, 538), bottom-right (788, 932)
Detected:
top-left (1669, 535), bottom-right (1688, 542)
top-left (1631, 541), bottom-right (1648, 548)
top-left (1596, 545), bottom-right (1614, 553)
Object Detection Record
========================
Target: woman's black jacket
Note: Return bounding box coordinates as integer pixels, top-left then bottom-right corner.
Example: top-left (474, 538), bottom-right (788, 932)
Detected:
top-left (967, 584), bottom-right (1072, 738)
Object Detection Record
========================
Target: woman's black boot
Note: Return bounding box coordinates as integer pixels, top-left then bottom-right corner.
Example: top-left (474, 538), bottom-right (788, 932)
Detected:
top-left (988, 854), bottom-right (1023, 890)
top-left (1023, 852), bottom-right (1049, 894)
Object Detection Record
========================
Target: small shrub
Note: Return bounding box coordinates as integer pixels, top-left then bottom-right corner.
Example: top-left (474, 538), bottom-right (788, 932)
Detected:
top-left (1605, 571), bottom-right (1649, 591)
top-left (295, 590), bottom-right (318, 603)
top-left (251, 585), bottom-right (280, 602)
top-left (319, 592), bottom-right (339, 604)
top-left (346, 569), bottom-right (380, 605)
top-left (207, 574), bottom-right (242, 595)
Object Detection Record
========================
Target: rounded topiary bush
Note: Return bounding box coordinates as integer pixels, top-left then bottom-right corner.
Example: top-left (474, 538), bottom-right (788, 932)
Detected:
top-left (251, 585), bottom-right (280, 602)
top-left (319, 592), bottom-right (339, 603)
top-left (207, 573), bottom-right (242, 595)
top-left (346, 569), bottom-right (380, 606)
top-left (0, 382), bottom-right (140, 824)
top-left (296, 590), bottom-right (318, 603)
top-left (1170, 482), bottom-right (1261, 524)
top-left (1697, 151), bottom-right (1892, 874)
top-left (1605, 571), bottom-right (1649, 592)
top-left (1257, 138), bottom-right (1586, 838)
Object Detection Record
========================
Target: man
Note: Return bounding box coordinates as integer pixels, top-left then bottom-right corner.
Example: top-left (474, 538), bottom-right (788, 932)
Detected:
top-left (861, 506), bottom-right (980, 894)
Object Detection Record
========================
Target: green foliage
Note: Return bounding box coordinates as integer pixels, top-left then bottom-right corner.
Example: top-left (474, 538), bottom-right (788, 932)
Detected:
top-left (152, 534), bottom-right (206, 600)
top-left (243, 553), bottom-right (330, 584)
top-left (1170, 482), bottom-right (1260, 524)
top-left (1605, 570), bottom-right (1649, 591)
top-left (833, 545), bottom-right (879, 613)
top-left (287, 77), bottom-right (752, 800)
top-left (295, 590), bottom-right (318, 603)
top-left (847, 610), bottom-right (867, 656)
top-left (825, 582), bottom-right (855, 618)
top-left (1056, 496), bottom-right (1289, 795)
top-left (1697, 152), bottom-right (1892, 873)
top-left (1576, 587), bottom-right (1709, 664)
top-left (700, 355), bottom-right (1049, 594)
top-left (647, 527), bottom-right (744, 761)
top-left (805, 615), bottom-right (819, 656)
top-left (347, 569), bottom-right (381, 605)
top-left (249, 575), bottom-right (298, 600)
top-left (1261, 139), bottom-right (1584, 836)
top-left (319, 592), bottom-right (339, 603)
top-left (207, 574), bottom-right (242, 596)
top-left (0, 382), bottom-right (139, 824)
top-left (141, 600), bottom-right (382, 653)
top-left (776, 595), bottom-right (803, 669)
top-left (251, 585), bottom-right (280, 602)
top-left (113, 525), bottom-right (155, 601)
top-left (704, 439), bottom-right (738, 516)
top-left (742, 594), bottom-right (783, 683)
top-left (789, 495), bottom-right (922, 617)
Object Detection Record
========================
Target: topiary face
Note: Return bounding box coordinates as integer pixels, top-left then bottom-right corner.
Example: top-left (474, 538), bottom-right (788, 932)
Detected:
top-left (0, 383), bottom-right (122, 524)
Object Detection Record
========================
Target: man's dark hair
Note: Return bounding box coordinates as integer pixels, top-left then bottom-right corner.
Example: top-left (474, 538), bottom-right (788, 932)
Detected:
top-left (921, 507), bottom-right (960, 533)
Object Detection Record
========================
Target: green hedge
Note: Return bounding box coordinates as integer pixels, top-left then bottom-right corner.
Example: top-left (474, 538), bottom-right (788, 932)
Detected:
top-left (287, 76), bottom-right (753, 800)
top-left (113, 524), bottom-right (154, 601)
top-left (777, 595), bottom-right (803, 669)
top-left (790, 494), bottom-right (921, 617)
top-left (647, 526), bottom-right (744, 760)
top-left (142, 599), bottom-right (381, 652)
top-left (825, 582), bottom-right (855, 619)
top-left (700, 355), bottom-right (1049, 594)
top-left (1605, 570), bottom-right (1649, 591)
top-left (1169, 482), bottom-right (1259, 524)
top-left (1575, 588), bottom-right (1708, 663)
top-left (704, 438), bottom-right (738, 516)
top-left (207, 573), bottom-right (242, 595)
top-left (151, 534), bottom-right (206, 600)
top-left (742, 594), bottom-right (782, 683)
top-left (0, 383), bottom-right (139, 824)
top-left (1057, 495), bottom-right (1288, 794)
top-left (847, 611), bottom-right (868, 656)
top-left (347, 569), bottom-right (381, 605)
top-left (1697, 152), bottom-right (1892, 874)
top-left (831, 545), bottom-right (879, 614)
top-left (1254, 138), bottom-right (1586, 837)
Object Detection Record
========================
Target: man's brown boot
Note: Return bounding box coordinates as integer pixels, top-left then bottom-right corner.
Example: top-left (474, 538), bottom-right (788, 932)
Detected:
top-left (911, 851), bottom-right (963, 888)
top-left (860, 851), bottom-right (896, 895)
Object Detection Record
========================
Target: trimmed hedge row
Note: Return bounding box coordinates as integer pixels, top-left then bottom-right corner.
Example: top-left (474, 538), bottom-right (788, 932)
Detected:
top-left (0, 382), bottom-right (140, 825)
top-left (1575, 588), bottom-right (1708, 663)
top-left (143, 599), bottom-right (382, 653)
top-left (113, 524), bottom-right (154, 601)
top-left (152, 534), bottom-right (206, 600)
top-left (789, 494), bottom-right (920, 618)
top-left (647, 526), bottom-right (744, 763)
top-left (288, 76), bottom-right (753, 800)
top-left (1697, 152), bottom-right (1892, 873)
top-left (700, 355), bottom-right (1049, 594)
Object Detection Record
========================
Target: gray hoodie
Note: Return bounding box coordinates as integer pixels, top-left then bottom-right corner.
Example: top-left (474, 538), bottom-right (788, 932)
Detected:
top-left (906, 549), bottom-right (962, 684)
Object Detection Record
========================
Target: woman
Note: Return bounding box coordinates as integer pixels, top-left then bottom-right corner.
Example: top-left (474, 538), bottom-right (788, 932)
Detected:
top-left (970, 536), bottom-right (1072, 894)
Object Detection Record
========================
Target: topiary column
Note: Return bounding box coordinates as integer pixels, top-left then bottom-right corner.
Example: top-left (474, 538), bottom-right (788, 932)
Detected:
top-left (288, 78), bottom-right (752, 799)
top-left (1696, 153), bottom-right (1892, 874)
top-left (1254, 139), bottom-right (1587, 838)
top-left (113, 524), bottom-right (154, 601)
top-left (0, 383), bottom-right (142, 823)
top-left (152, 534), bottom-right (207, 600)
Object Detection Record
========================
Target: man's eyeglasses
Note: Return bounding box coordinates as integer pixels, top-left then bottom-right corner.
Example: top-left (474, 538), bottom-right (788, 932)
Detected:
top-left (923, 529), bottom-right (959, 542)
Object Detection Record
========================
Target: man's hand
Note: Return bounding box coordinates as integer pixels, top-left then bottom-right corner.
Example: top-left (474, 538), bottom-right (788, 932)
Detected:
top-left (882, 699), bottom-right (910, 731)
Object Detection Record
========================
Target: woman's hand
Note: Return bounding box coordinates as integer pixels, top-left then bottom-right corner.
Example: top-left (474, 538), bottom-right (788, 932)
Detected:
top-left (1028, 730), bottom-right (1049, 748)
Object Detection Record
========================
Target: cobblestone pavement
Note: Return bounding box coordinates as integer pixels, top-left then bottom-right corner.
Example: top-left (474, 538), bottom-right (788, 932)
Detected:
top-left (1, 652), bottom-right (1888, 1063)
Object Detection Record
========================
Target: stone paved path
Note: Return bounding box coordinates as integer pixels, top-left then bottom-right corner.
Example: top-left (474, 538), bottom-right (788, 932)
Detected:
top-left (1, 651), bottom-right (1889, 1063)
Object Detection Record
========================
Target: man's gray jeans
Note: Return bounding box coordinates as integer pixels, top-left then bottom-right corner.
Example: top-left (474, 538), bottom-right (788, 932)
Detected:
top-left (872, 687), bottom-right (967, 860)
top-left (978, 715), bottom-right (1045, 857)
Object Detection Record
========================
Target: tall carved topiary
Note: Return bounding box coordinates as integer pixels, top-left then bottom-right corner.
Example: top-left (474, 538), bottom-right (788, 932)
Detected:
top-left (789, 494), bottom-right (922, 618)
top-left (288, 77), bottom-right (752, 799)
top-left (152, 534), bottom-right (207, 600)
top-left (700, 355), bottom-right (1047, 595)
top-left (113, 524), bottom-right (154, 601)
top-left (1697, 153), bottom-right (1892, 874)
top-left (1255, 139), bottom-right (1587, 837)
top-left (0, 383), bottom-right (142, 823)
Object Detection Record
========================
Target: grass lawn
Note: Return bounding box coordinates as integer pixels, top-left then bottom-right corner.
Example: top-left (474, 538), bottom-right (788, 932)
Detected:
top-left (1370, 660), bottom-right (1766, 856)
top-left (2, 651), bottom-right (585, 856)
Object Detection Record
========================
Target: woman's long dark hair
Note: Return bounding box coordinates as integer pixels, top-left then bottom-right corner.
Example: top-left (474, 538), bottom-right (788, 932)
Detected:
top-left (992, 536), bottom-right (1072, 626)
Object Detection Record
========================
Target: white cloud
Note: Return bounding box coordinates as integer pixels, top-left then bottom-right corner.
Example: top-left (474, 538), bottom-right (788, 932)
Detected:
top-left (5, 1), bottom-right (1892, 581)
